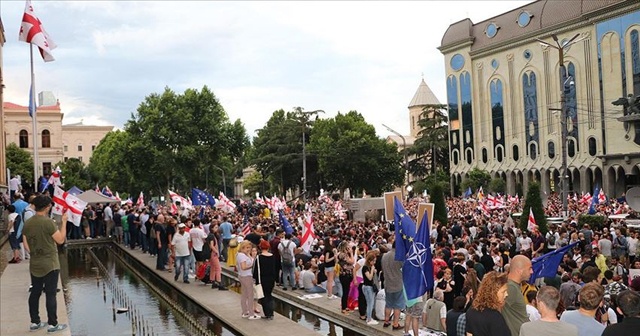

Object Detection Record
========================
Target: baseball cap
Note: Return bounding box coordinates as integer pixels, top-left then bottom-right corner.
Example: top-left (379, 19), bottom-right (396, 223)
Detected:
top-left (178, 223), bottom-right (186, 228)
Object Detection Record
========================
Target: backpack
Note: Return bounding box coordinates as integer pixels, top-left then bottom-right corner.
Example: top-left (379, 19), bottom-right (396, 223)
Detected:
top-left (547, 232), bottom-right (556, 246)
top-left (281, 241), bottom-right (294, 266)
top-left (202, 235), bottom-right (213, 261)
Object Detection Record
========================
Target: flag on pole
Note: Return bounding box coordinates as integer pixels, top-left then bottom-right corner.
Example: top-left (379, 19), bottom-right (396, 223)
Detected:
top-left (52, 186), bottom-right (87, 227)
top-left (527, 207), bottom-right (537, 232)
top-left (19, 0), bottom-right (57, 62)
top-left (279, 210), bottom-right (294, 235)
top-left (394, 197), bottom-right (415, 261)
top-left (300, 212), bottom-right (315, 253)
top-left (191, 188), bottom-right (215, 207)
top-left (529, 242), bottom-right (578, 283)
top-left (403, 208), bottom-right (434, 305)
top-left (477, 186), bottom-right (484, 200)
top-left (241, 220), bottom-right (251, 236)
top-left (463, 187), bottom-right (472, 199)
top-left (598, 187), bottom-right (607, 204)
top-left (215, 192), bottom-right (236, 213)
top-left (28, 86), bottom-right (35, 117)
top-left (136, 191), bottom-right (144, 209)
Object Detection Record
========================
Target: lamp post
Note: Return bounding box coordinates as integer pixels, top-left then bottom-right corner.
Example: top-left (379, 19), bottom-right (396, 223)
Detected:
top-left (536, 33), bottom-right (585, 218)
top-left (294, 107), bottom-right (324, 201)
top-left (383, 123), bottom-right (408, 199)
top-left (213, 165), bottom-right (226, 195)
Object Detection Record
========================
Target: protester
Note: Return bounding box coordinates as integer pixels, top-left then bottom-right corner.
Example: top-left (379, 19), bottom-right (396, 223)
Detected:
top-left (381, 241), bottom-right (405, 330)
top-left (171, 223), bottom-right (191, 283)
top-left (560, 282), bottom-right (606, 336)
top-left (602, 290), bottom-right (640, 336)
top-left (236, 241), bottom-right (258, 319)
top-left (465, 271), bottom-right (511, 336)
top-left (21, 195), bottom-right (68, 333)
top-left (254, 240), bottom-right (276, 320)
top-left (502, 255), bottom-right (533, 336)
top-left (519, 286), bottom-right (578, 336)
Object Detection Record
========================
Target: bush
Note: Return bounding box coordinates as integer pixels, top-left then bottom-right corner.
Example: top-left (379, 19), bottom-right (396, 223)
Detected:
top-left (431, 184), bottom-right (448, 226)
top-left (520, 182), bottom-right (548, 234)
top-left (577, 215), bottom-right (605, 231)
top-left (489, 178), bottom-right (506, 194)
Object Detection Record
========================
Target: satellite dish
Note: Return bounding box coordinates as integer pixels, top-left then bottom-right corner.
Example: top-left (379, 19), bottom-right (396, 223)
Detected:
top-left (627, 187), bottom-right (640, 211)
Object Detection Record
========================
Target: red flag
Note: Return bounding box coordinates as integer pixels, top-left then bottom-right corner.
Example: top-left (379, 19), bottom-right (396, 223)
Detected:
top-left (19, 0), bottom-right (57, 62)
top-left (300, 212), bottom-right (315, 253)
top-left (136, 191), bottom-right (144, 209)
top-left (527, 208), bottom-right (537, 232)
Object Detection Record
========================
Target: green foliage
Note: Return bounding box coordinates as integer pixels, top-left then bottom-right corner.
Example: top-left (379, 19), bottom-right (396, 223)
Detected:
top-left (520, 182), bottom-right (548, 234)
top-left (6, 143), bottom-right (34, 183)
top-left (243, 171), bottom-right (268, 196)
top-left (412, 170), bottom-right (450, 197)
top-left (88, 86), bottom-right (249, 196)
top-left (431, 183), bottom-right (448, 225)
top-left (577, 215), bottom-right (605, 231)
top-left (309, 111), bottom-right (404, 196)
top-left (488, 178), bottom-right (506, 194)
top-left (55, 158), bottom-right (92, 191)
top-left (460, 168), bottom-right (491, 192)
top-left (407, 104), bottom-right (450, 179)
top-left (251, 109), bottom-right (312, 196)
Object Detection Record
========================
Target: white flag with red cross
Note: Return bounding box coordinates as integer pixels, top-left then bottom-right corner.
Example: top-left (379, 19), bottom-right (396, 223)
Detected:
top-left (300, 212), bottom-right (315, 253)
top-left (136, 191), bottom-right (144, 209)
top-left (52, 185), bottom-right (87, 227)
top-left (19, 0), bottom-right (57, 62)
top-left (527, 207), bottom-right (537, 232)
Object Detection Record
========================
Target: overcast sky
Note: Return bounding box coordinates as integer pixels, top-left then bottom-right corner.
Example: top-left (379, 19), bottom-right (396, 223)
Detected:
top-left (2, 0), bottom-right (531, 138)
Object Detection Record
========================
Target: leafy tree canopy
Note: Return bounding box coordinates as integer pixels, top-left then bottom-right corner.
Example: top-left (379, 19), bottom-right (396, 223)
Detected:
top-left (55, 158), bottom-right (92, 191)
top-left (309, 111), bottom-right (404, 196)
top-left (6, 143), bottom-right (34, 184)
top-left (460, 168), bottom-right (491, 193)
top-left (520, 182), bottom-right (548, 234)
top-left (407, 104), bottom-right (450, 179)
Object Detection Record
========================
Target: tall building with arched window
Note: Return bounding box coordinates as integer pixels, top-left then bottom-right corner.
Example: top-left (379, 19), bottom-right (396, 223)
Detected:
top-left (440, 0), bottom-right (640, 197)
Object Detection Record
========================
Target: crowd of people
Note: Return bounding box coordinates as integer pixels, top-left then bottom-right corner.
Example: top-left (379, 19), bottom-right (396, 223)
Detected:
top-left (5, 187), bottom-right (640, 335)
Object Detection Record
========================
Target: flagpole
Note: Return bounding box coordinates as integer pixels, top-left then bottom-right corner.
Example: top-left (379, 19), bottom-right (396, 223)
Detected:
top-left (30, 43), bottom-right (39, 191)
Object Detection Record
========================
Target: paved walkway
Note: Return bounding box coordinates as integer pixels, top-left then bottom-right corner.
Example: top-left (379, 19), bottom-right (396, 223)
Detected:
top-left (0, 258), bottom-right (71, 336)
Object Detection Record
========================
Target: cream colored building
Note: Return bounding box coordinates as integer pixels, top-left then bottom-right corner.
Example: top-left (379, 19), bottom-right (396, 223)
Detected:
top-left (439, 0), bottom-right (640, 197)
top-left (3, 96), bottom-right (113, 176)
top-left (62, 122), bottom-right (113, 163)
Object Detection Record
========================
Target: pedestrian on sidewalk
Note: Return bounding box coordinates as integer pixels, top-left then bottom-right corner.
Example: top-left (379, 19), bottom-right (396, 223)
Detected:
top-left (21, 195), bottom-right (68, 333)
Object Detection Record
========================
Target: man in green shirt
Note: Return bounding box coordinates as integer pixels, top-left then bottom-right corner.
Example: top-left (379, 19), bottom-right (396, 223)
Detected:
top-left (502, 254), bottom-right (533, 336)
top-left (22, 195), bottom-right (68, 333)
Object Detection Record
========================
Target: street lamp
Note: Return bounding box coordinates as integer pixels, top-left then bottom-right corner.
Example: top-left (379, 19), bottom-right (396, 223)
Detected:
top-left (536, 33), bottom-right (585, 218)
top-left (383, 123), bottom-right (408, 199)
top-left (294, 107), bottom-right (325, 201)
top-left (213, 165), bottom-right (226, 195)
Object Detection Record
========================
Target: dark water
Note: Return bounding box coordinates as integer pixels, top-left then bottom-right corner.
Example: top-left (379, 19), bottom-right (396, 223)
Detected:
top-left (61, 247), bottom-right (235, 336)
top-left (61, 245), bottom-right (355, 336)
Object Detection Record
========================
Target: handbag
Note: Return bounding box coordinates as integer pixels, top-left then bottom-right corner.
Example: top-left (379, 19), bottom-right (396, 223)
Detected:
top-left (253, 255), bottom-right (265, 299)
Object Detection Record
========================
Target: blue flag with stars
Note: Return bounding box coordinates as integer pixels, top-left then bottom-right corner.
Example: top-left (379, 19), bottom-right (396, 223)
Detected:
top-left (279, 210), bottom-right (294, 235)
top-left (403, 208), bottom-right (434, 303)
top-left (192, 188), bottom-right (216, 207)
top-left (394, 197), bottom-right (416, 261)
top-left (529, 241), bottom-right (578, 283)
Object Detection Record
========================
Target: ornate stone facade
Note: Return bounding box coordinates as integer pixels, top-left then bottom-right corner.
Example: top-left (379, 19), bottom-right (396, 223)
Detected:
top-left (439, 0), bottom-right (640, 197)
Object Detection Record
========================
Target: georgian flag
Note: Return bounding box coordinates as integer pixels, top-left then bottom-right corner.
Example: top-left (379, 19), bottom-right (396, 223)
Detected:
top-left (136, 191), bottom-right (144, 209)
top-left (168, 190), bottom-right (193, 210)
top-left (19, 0), bottom-right (57, 62)
top-left (216, 192), bottom-right (236, 213)
top-left (52, 186), bottom-right (87, 227)
top-left (48, 166), bottom-right (62, 187)
top-left (527, 207), bottom-right (537, 232)
top-left (300, 212), bottom-right (315, 253)
top-left (598, 188), bottom-right (607, 204)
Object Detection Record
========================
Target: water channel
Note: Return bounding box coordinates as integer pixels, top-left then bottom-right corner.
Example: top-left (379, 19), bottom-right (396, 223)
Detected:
top-left (61, 244), bottom-right (352, 336)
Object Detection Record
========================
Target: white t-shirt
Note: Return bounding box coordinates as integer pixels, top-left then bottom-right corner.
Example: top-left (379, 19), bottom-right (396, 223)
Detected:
top-left (236, 252), bottom-right (253, 277)
top-left (526, 304), bottom-right (541, 321)
top-left (8, 213), bottom-right (18, 233)
top-left (627, 237), bottom-right (638, 256)
top-left (355, 258), bottom-right (366, 278)
top-left (171, 231), bottom-right (191, 257)
top-left (189, 227), bottom-right (207, 251)
top-left (519, 237), bottom-right (533, 251)
top-left (9, 177), bottom-right (20, 191)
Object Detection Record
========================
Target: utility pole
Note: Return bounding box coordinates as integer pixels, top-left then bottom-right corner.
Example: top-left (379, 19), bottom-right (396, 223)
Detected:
top-left (295, 107), bottom-right (324, 201)
top-left (537, 33), bottom-right (584, 218)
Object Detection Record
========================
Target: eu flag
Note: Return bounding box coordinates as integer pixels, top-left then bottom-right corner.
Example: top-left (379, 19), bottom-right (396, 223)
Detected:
top-left (588, 184), bottom-right (600, 215)
top-left (403, 208), bottom-right (434, 303)
top-left (191, 188), bottom-right (216, 207)
top-left (394, 197), bottom-right (416, 261)
top-left (463, 187), bottom-right (472, 198)
top-left (529, 241), bottom-right (578, 283)
top-left (279, 210), bottom-right (294, 235)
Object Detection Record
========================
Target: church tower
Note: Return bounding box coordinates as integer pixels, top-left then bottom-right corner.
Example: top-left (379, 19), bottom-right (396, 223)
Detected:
top-left (408, 78), bottom-right (441, 138)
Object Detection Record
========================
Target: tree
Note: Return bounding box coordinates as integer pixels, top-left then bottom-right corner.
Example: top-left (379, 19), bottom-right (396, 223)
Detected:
top-left (251, 109), bottom-right (308, 195)
top-left (243, 171), bottom-right (268, 197)
top-left (407, 104), bottom-right (450, 180)
top-left (431, 183), bottom-right (448, 225)
top-left (460, 168), bottom-right (491, 192)
top-left (55, 158), bottom-right (92, 191)
top-left (520, 182), bottom-right (548, 234)
top-left (89, 86), bottom-right (249, 196)
top-left (488, 178), bottom-right (506, 194)
top-left (309, 111), bottom-right (404, 196)
top-left (6, 143), bottom-right (34, 184)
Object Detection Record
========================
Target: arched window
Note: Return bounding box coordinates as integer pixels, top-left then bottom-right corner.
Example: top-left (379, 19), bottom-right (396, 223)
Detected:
top-left (588, 137), bottom-right (597, 156)
top-left (482, 148), bottom-right (488, 163)
top-left (567, 139), bottom-right (576, 158)
top-left (453, 150), bottom-right (459, 165)
top-left (548, 141), bottom-right (555, 159)
top-left (19, 130), bottom-right (29, 148)
top-left (512, 145), bottom-right (519, 161)
top-left (466, 148), bottom-right (473, 165)
top-left (529, 143), bottom-right (537, 160)
top-left (42, 130), bottom-right (51, 148)
top-left (496, 146), bottom-right (504, 162)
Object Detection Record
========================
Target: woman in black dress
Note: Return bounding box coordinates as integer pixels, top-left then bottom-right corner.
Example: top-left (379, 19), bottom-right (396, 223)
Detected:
top-left (254, 239), bottom-right (277, 320)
